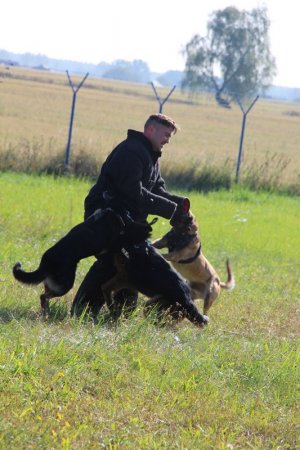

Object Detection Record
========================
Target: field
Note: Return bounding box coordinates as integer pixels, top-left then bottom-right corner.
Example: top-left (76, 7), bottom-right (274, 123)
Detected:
top-left (1, 65), bottom-right (300, 189)
top-left (0, 172), bottom-right (299, 449)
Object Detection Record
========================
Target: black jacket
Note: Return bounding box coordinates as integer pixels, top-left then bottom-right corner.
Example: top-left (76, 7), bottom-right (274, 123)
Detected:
top-left (84, 130), bottom-right (183, 221)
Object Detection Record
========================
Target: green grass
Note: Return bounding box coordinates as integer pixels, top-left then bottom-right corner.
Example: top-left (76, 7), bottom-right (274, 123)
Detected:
top-left (0, 172), bottom-right (299, 449)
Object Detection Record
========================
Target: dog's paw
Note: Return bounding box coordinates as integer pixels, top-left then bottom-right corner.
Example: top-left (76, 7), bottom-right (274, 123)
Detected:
top-left (195, 314), bottom-right (209, 328)
top-left (202, 315), bottom-right (209, 325)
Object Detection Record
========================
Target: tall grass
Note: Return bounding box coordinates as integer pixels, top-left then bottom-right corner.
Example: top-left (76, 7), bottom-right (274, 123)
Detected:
top-left (0, 141), bottom-right (298, 195)
top-left (0, 172), bottom-right (299, 449)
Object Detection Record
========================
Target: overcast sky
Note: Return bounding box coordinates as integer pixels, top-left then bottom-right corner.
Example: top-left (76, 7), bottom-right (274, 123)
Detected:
top-left (1, 0), bottom-right (299, 88)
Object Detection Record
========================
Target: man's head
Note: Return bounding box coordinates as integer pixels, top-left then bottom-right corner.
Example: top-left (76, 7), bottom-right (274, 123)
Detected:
top-left (144, 113), bottom-right (179, 153)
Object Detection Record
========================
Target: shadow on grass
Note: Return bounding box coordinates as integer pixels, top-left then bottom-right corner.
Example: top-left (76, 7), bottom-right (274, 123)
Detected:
top-left (0, 302), bottom-right (70, 324)
top-left (0, 302), bottom-right (117, 326)
top-left (0, 306), bottom-right (41, 323)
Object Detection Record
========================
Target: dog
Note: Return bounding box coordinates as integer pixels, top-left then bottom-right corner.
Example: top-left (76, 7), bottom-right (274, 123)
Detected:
top-left (152, 201), bottom-right (235, 315)
top-left (12, 208), bottom-right (153, 317)
top-left (101, 236), bottom-right (209, 328)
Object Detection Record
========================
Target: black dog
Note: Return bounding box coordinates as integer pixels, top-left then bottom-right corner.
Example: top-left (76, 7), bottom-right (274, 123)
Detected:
top-left (13, 208), bottom-right (152, 317)
top-left (101, 240), bottom-right (209, 328)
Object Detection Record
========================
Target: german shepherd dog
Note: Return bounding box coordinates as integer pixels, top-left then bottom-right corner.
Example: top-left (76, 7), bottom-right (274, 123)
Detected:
top-left (101, 237), bottom-right (209, 328)
top-left (152, 201), bottom-right (235, 315)
top-left (12, 208), bottom-right (153, 317)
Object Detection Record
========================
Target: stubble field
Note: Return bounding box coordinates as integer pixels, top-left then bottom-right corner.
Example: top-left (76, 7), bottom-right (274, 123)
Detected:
top-left (1, 65), bottom-right (300, 188)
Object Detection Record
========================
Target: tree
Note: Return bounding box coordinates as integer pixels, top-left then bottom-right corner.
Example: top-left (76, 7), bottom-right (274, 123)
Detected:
top-left (102, 59), bottom-right (151, 84)
top-left (182, 6), bottom-right (276, 107)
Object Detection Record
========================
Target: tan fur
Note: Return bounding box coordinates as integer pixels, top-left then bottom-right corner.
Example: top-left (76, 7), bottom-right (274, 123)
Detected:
top-left (152, 213), bottom-right (235, 315)
top-left (102, 251), bottom-right (135, 313)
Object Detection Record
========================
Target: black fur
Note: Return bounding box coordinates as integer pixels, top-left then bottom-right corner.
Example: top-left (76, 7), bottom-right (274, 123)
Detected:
top-left (12, 208), bottom-right (152, 316)
top-left (106, 242), bottom-right (208, 327)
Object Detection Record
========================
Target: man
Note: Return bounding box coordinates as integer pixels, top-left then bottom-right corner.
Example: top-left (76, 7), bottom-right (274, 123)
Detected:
top-left (71, 114), bottom-right (197, 320)
top-left (84, 113), bottom-right (184, 221)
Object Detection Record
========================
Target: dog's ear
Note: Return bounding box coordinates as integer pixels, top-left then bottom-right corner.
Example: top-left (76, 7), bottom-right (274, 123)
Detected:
top-left (182, 198), bottom-right (190, 214)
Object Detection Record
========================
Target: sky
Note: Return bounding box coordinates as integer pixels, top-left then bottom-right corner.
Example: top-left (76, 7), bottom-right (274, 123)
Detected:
top-left (1, 0), bottom-right (299, 88)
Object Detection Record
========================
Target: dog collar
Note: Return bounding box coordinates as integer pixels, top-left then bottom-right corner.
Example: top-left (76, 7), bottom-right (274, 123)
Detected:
top-left (177, 244), bottom-right (202, 264)
top-left (122, 239), bottom-right (152, 255)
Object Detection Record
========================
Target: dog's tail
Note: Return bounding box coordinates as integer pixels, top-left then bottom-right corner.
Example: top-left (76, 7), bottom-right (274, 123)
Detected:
top-left (220, 258), bottom-right (235, 290)
top-left (13, 262), bottom-right (46, 285)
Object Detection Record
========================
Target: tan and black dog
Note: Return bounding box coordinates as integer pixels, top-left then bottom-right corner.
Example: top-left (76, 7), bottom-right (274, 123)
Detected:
top-left (152, 205), bottom-right (235, 315)
top-left (101, 240), bottom-right (209, 328)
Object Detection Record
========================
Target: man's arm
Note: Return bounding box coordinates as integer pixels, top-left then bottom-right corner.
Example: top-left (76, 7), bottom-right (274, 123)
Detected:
top-left (151, 173), bottom-right (186, 207)
top-left (105, 148), bottom-right (178, 219)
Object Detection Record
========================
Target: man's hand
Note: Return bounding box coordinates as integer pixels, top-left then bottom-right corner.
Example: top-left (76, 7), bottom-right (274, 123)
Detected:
top-left (170, 198), bottom-right (190, 227)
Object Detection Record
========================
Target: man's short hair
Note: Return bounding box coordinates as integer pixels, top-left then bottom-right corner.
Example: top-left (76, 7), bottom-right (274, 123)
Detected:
top-left (144, 114), bottom-right (179, 134)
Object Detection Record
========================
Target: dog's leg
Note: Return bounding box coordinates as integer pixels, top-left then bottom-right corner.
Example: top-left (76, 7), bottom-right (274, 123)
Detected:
top-left (143, 295), bottom-right (164, 317)
top-left (101, 276), bottom-right (119, 311)
top-left (143, 295), bottom-right (179, 325)
top-left (40, 294), bottom-right (48, 318)
top-left (203, 279), bottom-right (220, 315)
top-left (100, 251), bottom-right (134, 320)
top-left (102, 274), bottom-right (134, 318)
top-left (113, 289), bottom-right (138, 318)
top-left (40, 285), bottom-right (51, 318)
top-left (178, 295), bottom-right (209, 327)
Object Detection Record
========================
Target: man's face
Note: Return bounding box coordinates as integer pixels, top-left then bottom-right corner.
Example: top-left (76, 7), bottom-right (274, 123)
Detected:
top-left (146, 124), bottom-right (174, 153)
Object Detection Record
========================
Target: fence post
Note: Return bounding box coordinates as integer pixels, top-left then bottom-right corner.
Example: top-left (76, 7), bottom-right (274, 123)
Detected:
top-left (235, 95), bottom-right (259, 183)
top-left (150, 82), bottom-right (176, 113)
top-left (64, 71), bottom-right (89, 170)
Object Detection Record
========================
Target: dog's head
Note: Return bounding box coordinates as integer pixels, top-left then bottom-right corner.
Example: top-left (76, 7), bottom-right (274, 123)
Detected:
top-left (124, 219), bottom-right (153, 244)
top-left (110, 219), bottom-right (153, 254)
top-left (170, 198), bottom-right (197, 233)
top-left (172, 210), bottom-right (198, 235)
top-left (165, 212), bottom-right (200, 252)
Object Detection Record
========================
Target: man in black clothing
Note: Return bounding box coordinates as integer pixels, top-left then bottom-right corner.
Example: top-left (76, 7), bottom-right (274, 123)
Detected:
top-left (84, 114), bottom-right (183, 221)
top-left (71, 114), bottom-right (205, 324)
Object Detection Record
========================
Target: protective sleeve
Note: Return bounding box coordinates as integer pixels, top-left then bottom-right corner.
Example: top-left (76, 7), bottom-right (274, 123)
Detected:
top-left (152, 172), bottom-right (186, 206)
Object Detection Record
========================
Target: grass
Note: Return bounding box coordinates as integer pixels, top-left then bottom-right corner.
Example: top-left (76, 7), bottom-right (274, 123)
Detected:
top-left (1, 65), bottom-right (300, 191)
top-left (0, 172), bottom-right (299, 449)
